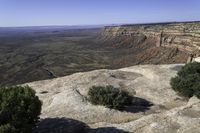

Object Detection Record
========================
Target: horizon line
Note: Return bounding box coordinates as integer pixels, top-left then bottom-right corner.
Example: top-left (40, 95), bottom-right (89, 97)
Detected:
top-left (0, 20), bottom-right (200, 28)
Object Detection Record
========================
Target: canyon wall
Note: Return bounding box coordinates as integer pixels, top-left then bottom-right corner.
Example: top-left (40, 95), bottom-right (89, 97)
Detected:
top-left (102, 22), bottom-right (200, 55)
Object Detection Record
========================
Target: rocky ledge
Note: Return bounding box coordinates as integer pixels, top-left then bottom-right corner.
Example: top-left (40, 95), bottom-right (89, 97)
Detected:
top-left (25, 64), bottom-right (200, 133)
top-left (102, 22), bottom-right (200, 55)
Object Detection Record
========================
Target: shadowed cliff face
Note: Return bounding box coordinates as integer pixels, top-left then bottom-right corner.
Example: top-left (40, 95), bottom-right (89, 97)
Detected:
top-left (102, 22), bottom-right (200, 55)
top-left (99, 22), bottom-right (195, 65)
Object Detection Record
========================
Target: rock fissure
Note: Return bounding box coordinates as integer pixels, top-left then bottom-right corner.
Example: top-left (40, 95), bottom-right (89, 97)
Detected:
top-left (26, 64), bottom-right (200, 133)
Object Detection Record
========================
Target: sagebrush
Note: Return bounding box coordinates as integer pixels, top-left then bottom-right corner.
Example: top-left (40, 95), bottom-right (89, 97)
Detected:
top-left (88, 85), bottom-right (132, 110)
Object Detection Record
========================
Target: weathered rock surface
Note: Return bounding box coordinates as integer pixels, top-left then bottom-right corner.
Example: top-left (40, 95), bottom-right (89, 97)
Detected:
top-left (26, 64), bottom-right (200, 133)
top-left (102, 22), bottom-right (200, 55)
top-left (193, 57), bottom-right (200, 63)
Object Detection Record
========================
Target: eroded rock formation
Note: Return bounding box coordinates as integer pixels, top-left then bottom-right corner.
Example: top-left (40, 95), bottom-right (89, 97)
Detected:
top-left (102, 22), bottom-right (200, 56)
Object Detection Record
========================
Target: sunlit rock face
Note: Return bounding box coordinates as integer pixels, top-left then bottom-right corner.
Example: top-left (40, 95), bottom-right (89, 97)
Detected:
top-left (26, 64), bottom-right (200, 133)
top-left (193, 57), bottom-right (200, 62)
top-left (102, 22), bottom-right (200, 55)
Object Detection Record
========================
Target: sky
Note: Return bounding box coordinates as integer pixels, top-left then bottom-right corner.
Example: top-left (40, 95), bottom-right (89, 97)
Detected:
top-left (0, 0), bottom-right (200, 27)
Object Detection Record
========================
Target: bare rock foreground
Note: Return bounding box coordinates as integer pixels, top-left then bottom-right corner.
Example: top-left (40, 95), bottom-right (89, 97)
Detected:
top-left (26, 64), bottom-right (200, 133)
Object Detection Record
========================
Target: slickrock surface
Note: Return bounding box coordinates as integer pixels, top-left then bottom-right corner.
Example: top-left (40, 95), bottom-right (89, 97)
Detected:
top-left (27, 64), bottom-right (200, 133)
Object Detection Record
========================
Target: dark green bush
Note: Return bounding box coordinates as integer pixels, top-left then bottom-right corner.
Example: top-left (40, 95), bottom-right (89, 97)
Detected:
top-left (88, 85), bottom-right (132, 110)
top-left (0, 86), bottom-right (42, 133)
top-left (0, 124), bottom-right (17, 133)
top-left (177, 62), bottom-right (200, 76)
top-left (170, 62), bottom-right (200, 98)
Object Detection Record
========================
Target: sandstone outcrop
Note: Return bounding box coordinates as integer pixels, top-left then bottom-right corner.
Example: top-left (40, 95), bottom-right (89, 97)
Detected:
top-left (26, 64), bottom-right (200, 133)
top-left (102, 22), bottom-right (200, 55)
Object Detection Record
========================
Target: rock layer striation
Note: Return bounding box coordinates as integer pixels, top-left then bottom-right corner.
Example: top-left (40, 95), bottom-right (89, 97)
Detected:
top-left (102, 22), bottom-right (200, 55)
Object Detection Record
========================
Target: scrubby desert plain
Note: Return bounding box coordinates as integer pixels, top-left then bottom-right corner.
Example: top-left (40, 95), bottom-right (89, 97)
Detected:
top-left (1, 22), bottom-right (200, 132)
top-left (0, 22), bottom-right (190, 86)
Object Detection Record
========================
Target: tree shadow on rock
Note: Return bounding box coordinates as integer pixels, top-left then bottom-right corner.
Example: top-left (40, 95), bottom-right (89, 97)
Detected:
top-left (123, 97), bottom-right (153, 113)
top-left (33, 118), bottom-right (89, 133)
top-left (89, 127), bottom-right (130, 133)
top-left (171, 65), bottom-right (183, 71)
top-left (33, 118), bottom-right (130, 133)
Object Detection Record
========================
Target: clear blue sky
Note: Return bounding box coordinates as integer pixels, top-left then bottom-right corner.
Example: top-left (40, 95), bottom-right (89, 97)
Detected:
top-left (0, 0), bottom-right (200, 27)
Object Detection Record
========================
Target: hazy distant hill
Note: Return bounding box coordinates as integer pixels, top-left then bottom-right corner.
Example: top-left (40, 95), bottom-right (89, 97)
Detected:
top-left (0, 25), bottom-right (105, 34)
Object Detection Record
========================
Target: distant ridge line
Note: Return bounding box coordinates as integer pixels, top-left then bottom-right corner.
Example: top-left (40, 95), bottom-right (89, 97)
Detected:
top-left (105, 21), bottom-right (200, 28)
